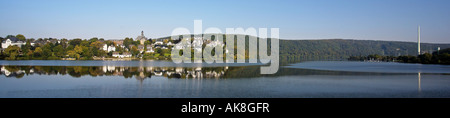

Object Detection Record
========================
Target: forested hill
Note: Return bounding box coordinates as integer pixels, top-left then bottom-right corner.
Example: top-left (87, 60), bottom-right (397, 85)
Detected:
top-left (279, 39), bottom-right (450, 61)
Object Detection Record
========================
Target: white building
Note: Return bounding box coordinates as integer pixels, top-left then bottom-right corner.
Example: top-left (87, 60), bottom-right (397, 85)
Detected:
top-left (1, 37), bottom-right (34, 49)
top-left (173, 44), bottom-right (184, 50)
top-left (112, 52), bottom-right (132, 58)
top-left (146, 45), bottom-right (154, 53)
top-left (102, 44), bottom-right (116, 52)
top-left (154, 41), bottom-right (164, 45)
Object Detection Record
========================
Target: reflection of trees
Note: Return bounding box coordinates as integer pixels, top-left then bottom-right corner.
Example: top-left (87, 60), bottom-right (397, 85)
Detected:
top-left (0, 65), bottom-right (230, 80)
top-left (1, 65), bottom-right (410, 80)
top-left (223, 66), bottom-right (412, 78)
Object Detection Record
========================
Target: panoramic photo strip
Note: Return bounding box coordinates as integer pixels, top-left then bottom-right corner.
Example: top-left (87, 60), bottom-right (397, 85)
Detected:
top-left (1, 0), bottom-right (449, 117)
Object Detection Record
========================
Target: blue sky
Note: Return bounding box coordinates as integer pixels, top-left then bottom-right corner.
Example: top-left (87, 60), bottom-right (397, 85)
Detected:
top-left (0, 0), bottom-right (449, 43)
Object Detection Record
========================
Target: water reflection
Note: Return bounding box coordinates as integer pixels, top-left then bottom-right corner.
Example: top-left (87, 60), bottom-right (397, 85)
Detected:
top-left (0, 65), bottom-right (228, 79)
top-left (1, 63), bottom-right (450, 98)
top-left (418, 72), bottom-right (421, 93)
top-left (1, 64), bottom-right (419, 80)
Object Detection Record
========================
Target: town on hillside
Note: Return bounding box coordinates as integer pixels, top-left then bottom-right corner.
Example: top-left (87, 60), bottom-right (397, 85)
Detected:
top-left (0, 31), bottom-right (225, 60)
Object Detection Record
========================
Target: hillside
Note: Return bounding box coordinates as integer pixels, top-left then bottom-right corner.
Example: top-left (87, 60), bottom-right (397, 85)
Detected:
top-left (156, 34), bottom-right (450, 62)
top-left (279, 39), bottom-right (450, 62)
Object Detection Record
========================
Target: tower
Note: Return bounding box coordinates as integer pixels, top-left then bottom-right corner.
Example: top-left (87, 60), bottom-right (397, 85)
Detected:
top-left (417, 26), bottom-right (420, 55)
top-left (438, 47), bottom-right (441, 54)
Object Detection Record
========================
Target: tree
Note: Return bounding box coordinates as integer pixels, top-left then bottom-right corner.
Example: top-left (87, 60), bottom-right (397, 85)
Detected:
top-left (16, 34), bottom-right (26, 41)
top-left (90, 41), bottom-right (104, 49)
top-left (123, 37), bottom-right (133, 48)
top-left (80, 40), bottom-right (90, 47)
top-left (89, 37), bottom-right (99, 43)
top-left (42, 43), bottom-right (54, 57)
top-left (34, 47), bottom-right (43, 57)
top-left (156, 48), bottom-right (162, 54)
top-left (67, 50), bottom-right (79, 59)
top-left (418, 53), bottom-right (432, 64)
top-left (6, 35), bottom-right (15, 39)
top-left (74, 45), bottom-right (83, 54)
top-left (5, 46), bottom-right (20, 60)
top-left (69, 39), bottom-right (82, 46)
top-left (131, 46), bottom-right (139, 56)
top-left (21, 40), bottom-right (32, 55)
top-left (144, 40), bottom-right (152, 46)
top-left (53, 45), bottom-right (64, 57)
top-left (26, 50), bottom-right (33, 58)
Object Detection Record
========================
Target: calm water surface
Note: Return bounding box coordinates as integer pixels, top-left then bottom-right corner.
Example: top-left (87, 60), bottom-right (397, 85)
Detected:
top-left (1, 60), bottom-right (449, 98)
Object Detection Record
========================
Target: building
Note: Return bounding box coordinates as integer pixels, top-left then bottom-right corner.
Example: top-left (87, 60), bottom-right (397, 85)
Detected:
top-left (136, 31), bottom-right (148, 45)
top-left (1, 37), bottom-right (34, 49)
top-left (138, 44), bottom-right (145, 53)
top-left (112, 52), bottom-right (132, 58)
top-left (154, 41), bottom-right (164, 45)
top-left (167, 42), bottom-right (174, 46)
top-left (112, 52), bottom-right (120, 57)
top-left (146, 45), bottom-right (154, 53)
top-left (102, 44), bottom-right (116, 52)
top-left (123, 52), bottom-right (132, 58)
top-left (112, 40), bottom-right (123, 46)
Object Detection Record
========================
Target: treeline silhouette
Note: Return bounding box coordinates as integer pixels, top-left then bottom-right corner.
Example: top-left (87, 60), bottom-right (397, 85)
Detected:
top-left (348, 48), bottom-right (450, 65)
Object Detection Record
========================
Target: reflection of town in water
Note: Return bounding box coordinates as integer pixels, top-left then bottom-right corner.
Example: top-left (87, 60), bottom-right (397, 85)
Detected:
top-left (0, 65), bottom-right (229, 80)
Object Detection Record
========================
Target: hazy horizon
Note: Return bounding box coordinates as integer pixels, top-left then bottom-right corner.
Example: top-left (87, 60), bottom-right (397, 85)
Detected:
top-left (1, 0), bottom-right (449, 43)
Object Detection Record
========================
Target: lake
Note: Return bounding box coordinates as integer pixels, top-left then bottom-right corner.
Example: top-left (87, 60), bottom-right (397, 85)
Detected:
top-left (1, 60), bottom-right (449, 98)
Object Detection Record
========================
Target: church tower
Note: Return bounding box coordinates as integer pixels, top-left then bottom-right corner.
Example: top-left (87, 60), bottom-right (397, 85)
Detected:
top-left (137, 31), bottom-right (147, 45)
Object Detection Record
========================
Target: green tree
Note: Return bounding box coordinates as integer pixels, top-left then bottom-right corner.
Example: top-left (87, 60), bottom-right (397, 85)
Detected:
top-left (5, 45), bottom-right (20, 60)
top-left (418, 53), bottom-right (432, 64)
top-left (21, 40), bottom-right (32, 56)
top-left (6, 35), bottom-right (15, 39)
top-left (34, 47), bottom-right (43, 57)
top-left (26, 50), bottom-right (33, 59)
top-left (123, 37), bottom-right (133, 48)
top-left (89, 37), bottom-right (99, 43)
top-left (156, 48), bottom-right (162, 54)
top-left (42, 43), bottom-right (53, 57)
top-left (80, 40), bottom-right (90, 47)
top-left (69, 39), bottom-right (82, 46)
top-left (16, 34), bottom-right (26, 41)
top-left (74, 45), bottom-right (83, 54)
top-left (144, 40), bottom-right (152, 45)
top-left (131, 46), bottom-right (139, 56)
top-left (53, 45), bottom-right (64, 57)
top-left (90, 41), bottom-right (104, 49)
top-left (67, 50), bottom-right (79, 59)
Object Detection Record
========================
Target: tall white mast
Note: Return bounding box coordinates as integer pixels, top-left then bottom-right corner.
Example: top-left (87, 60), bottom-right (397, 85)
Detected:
top-left (418, 26), bottom-right (421, 55)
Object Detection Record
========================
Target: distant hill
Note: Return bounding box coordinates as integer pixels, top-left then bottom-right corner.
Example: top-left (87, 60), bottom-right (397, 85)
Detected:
top-left (280, 39), bottom-right (450, 62)
top-left (163, 34), bottom-right (450, 62)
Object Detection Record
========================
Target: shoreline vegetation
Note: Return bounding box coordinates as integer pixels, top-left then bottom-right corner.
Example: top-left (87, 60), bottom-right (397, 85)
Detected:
top-left (348, 48), bottom-right (450, 65)
top-left (1, 34), bottom-right (450, 65)
top-left (0, 34), bottom-right (180, 61)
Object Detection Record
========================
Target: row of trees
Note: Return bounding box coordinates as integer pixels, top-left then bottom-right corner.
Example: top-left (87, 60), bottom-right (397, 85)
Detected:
top-left (0, 35), bottom-right (114, 60)
top-left (348, 48), bottom-right (450, 65)
top-left (0, 35), bottom-right (177, 60)
top-left (1, 37), bottom-right (108, 60)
